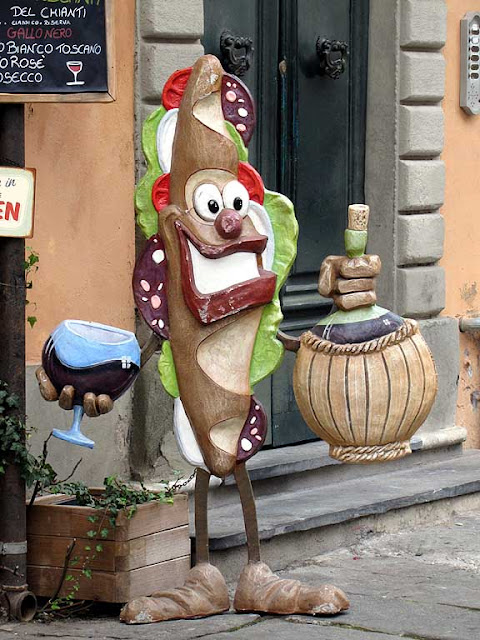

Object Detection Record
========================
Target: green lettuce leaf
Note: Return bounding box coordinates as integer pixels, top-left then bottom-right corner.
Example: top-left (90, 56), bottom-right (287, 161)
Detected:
top-left (249, 190), bottom-right (298, 387)
top-left (225, 121), bottom-right (249, 162)
top-left (158, 340), bottom-right (179, 398)
top-left (135, 106), bottom-right (166, 239)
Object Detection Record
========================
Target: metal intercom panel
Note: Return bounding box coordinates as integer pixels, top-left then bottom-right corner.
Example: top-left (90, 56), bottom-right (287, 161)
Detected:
top-left (461, 12), bottom-right (480, 115)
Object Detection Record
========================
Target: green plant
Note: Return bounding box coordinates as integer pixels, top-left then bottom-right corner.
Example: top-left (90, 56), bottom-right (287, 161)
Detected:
top-left (50, 475), bottom-right (176, 526)
top-left (24, 247), bottom-right (39, 329)
top-left (0, 381), bottom-right (56, 489)
top-left (39, 475), bottom-right (184, 617)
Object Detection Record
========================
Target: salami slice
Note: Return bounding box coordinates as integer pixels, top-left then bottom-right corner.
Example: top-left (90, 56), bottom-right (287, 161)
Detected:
top-left (222, 73), bottom-right (256, 147)
top-left (133, 235), bottom-right (169, 339)
top-left (236, 396), bottom-right (267, 463)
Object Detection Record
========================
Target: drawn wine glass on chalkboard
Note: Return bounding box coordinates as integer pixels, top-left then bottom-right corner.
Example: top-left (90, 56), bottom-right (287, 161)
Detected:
top-left (41, 320), bottom-right (141, 448)
top-left (66, 61), bottom-right (85, 86)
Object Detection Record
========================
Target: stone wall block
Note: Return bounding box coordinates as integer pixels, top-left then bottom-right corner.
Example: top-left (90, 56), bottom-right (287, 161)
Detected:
top-left (397, 266), bottom-right (445, 317)
top-left (401, 0), bottom-right (447, 49)
top-left (399, 105), bottom-right (444, 157)
top-left (397, 212), bottom-right (444, 265)
top-left (140, 42), bottom-right (204, 102)
top-left (400, 51), bottom-right (445, 102)
top-left (140, 0), bottom-right (203, 39)
top-left (416, 317), bottom-right (459, 432)
top-left (398, 159), bottom-right (445, 211)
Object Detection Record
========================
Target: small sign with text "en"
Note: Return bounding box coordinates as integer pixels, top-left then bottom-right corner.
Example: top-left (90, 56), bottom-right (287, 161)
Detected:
top-left (0, 167), bottom-right (35, 238)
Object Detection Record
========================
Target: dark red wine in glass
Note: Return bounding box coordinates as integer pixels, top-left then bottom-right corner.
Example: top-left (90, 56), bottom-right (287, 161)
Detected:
top-left (66, 60), bottom-right (84, 86)
top-left (42, 320), bottom-right (140, 448)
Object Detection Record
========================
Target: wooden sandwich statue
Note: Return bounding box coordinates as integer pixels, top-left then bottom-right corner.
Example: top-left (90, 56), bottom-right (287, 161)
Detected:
top-left (36, 54), bottom-right (437, 623)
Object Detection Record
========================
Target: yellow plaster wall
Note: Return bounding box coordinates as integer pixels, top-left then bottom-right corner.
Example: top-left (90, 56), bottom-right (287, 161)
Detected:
top-left (24, 0), bottom-right (136, 364)
top-left (443, 0), bottom-right (480, 447)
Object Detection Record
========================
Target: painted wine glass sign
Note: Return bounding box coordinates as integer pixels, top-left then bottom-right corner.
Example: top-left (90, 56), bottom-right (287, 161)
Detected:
top-left (0, 0), bottom-right (115, 103)
top-left (0, 167), bottom-right (35, 238)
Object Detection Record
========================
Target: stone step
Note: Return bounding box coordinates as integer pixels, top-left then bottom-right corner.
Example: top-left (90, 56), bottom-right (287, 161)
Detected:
top-left (199, 450), bottom-right (480, 581)
top-left (204, 438), bottom-right (465, 509)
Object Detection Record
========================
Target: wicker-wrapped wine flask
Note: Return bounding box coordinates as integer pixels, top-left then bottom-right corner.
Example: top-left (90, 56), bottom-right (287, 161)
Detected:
top-left (293, 318), bottom-right (437, 464)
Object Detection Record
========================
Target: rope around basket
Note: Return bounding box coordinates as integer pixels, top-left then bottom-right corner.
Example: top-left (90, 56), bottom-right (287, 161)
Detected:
top-left (330, 440), bottom-right (412, 464)
top-left (302, 318), bottom-right (418, 356)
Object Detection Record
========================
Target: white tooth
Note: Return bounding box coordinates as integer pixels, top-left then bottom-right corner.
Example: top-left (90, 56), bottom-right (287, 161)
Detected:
top-left (188, 240), bottom-right (260, 294)
top-left (247, 201), bottom-right (275, 271)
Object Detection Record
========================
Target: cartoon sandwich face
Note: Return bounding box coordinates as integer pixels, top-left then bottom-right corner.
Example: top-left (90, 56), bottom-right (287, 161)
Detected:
top-left (134, 55), bottom-right (298, 478)
top-left (172, 174), bottom-right (276, 325)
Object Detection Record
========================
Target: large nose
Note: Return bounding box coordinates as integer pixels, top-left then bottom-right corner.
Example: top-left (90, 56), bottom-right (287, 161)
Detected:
top-left (214, 208), bottom-right (243, 239)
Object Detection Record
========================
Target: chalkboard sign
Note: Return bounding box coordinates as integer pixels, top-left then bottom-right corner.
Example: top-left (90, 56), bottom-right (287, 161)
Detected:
top-left (0, 0), bottom-right (115, 103)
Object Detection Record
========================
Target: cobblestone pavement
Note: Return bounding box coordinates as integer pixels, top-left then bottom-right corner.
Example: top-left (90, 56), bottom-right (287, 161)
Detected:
top-left (1, 510), bottom-right (479, 639)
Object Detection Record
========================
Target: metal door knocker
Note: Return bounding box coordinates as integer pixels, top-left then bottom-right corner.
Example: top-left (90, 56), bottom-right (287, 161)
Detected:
top-left (220, 30), bottom-right (254, 76)
top-left (316, 37), bottom-right (349, 79)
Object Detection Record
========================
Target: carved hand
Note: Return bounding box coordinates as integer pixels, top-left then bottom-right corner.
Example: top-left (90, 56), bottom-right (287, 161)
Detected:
top-left (318, 254), bottom-right (381, 311)
top-left (35, 367), bottom-right (114, 417)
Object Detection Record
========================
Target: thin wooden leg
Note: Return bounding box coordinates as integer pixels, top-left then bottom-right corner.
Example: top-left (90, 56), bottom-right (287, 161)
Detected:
top-left (194, 467), bottom-right (210, 565)
top-left (234, 462), bottom-right (261, 564)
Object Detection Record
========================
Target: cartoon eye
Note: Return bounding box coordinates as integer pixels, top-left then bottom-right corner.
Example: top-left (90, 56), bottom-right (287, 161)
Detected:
top-left (193, 183), bottom-right (223, 222)
top-left (223, 180), bottom-right (250, 217)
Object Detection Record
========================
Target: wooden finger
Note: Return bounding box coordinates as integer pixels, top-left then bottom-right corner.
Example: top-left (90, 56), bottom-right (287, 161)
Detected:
top-left (35, 367), bottom-right (58, 402)
top-left (84, 392), bottom-right (100, 418)
top-left (97, 394), bottom-right (114, 415)
top-left (277, 330), bottom-right (301, 353)
top-left (58, 385), bottom-right (75, 411)
top-left (336, 277), bottom-right (376, 295)
top-left (334, 290), bottom-right (377, 311)
top-left (318, 256), bottom-right (344, 297)
top-left (339, 255), bottom-right (381, 279)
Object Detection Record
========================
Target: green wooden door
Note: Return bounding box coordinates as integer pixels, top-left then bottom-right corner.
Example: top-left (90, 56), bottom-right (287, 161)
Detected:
top-left (203, 0), bottom-right (369, 447)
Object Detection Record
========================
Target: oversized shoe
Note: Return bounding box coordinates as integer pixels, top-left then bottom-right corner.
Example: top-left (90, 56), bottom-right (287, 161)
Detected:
top-left (120, 563), bottom-right (229, 624)
top-left (234, 562), bottom-right (349, 616)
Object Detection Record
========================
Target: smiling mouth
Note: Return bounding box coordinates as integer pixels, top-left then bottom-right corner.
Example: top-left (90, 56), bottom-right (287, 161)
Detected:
top-left (188, 241), bottom-right (261, 294)
top-left (176, 221), bottom-right (277, 324)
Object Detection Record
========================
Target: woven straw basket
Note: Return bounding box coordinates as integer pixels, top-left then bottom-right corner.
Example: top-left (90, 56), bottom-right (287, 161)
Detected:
top-left (293, 318), bottom-right (437, 464)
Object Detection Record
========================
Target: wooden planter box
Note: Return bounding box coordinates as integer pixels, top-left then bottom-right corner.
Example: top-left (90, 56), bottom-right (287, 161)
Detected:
top-left (27, 492), bottom-right (191, 603)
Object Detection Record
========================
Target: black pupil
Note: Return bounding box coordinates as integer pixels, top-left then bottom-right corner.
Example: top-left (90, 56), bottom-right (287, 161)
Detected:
top-left (208, 200), bottom-right (220, 214)
top-left (233, 197), bottom-right (243, 211)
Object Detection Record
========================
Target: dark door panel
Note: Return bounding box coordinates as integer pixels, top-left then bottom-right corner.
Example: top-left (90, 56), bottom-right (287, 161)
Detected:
top-left (203, 0), bottom-right (280, 187)
top-left (203, 0), bottom-right (369, 448)
top-left (295, 0), bottom-right (351, 273)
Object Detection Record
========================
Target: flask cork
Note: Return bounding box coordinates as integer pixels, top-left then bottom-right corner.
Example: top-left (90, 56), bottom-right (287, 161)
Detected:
top-left (345, 204), bottom-right (369, 258)
top-left (348, 204), bottom-right (369, 231)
